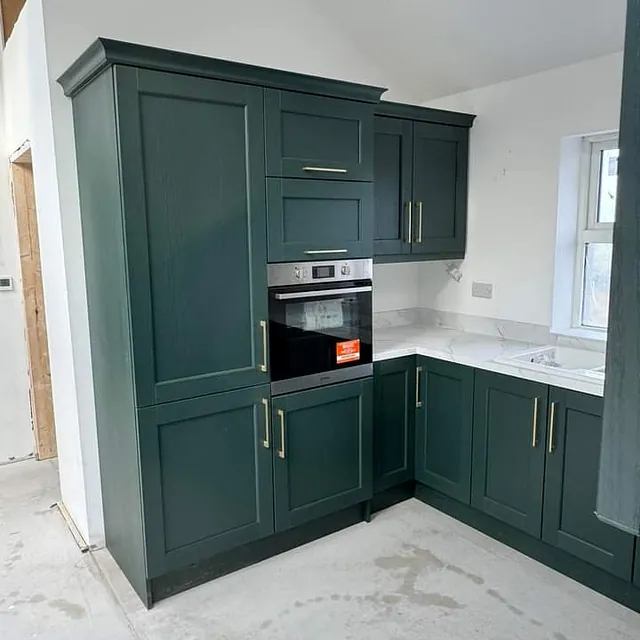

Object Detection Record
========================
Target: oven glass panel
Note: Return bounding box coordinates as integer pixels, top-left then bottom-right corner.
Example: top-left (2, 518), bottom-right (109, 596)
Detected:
top-left (269, 283), bottom-right (372, 383)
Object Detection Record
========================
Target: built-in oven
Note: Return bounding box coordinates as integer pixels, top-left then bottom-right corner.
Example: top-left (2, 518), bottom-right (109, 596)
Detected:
top-left (268, 259), bottom-right (373, 395)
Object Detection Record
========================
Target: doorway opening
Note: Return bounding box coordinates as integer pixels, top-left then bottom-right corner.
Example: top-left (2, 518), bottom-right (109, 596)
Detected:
top-left (10, 145), bottom-right (57, 460)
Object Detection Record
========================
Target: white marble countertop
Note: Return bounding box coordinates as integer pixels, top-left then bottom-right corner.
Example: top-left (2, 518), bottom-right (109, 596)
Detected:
top-left (374, 324), bottom-right (604, 397)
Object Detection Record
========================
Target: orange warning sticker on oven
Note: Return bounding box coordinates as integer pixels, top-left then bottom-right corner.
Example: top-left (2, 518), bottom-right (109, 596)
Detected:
top-left (336, 339), bottom-right (361, 364)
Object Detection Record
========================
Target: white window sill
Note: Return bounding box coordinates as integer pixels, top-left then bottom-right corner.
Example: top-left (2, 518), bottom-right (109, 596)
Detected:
top-left (551, 325), bottom-right (607, 343)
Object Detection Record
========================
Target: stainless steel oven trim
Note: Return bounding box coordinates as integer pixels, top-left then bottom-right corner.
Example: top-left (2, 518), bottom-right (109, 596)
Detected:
top-left (274, 285), bottom-right (372, 301)
top-left (268, 258), bottom-right (373, 288)
top-left (270, 363), bottom-right (373, 396)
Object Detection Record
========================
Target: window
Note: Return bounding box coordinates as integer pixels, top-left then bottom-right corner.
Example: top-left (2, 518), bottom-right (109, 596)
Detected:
top-left (573, 134), bottom-right (618, 331)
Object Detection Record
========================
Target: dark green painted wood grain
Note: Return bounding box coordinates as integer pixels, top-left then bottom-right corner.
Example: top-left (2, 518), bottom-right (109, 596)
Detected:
top-left (411, 122), bottom-right (469, 256)
top-left (139, 386), bottom-right (274, 577)
top-left (375, 101), bottom-right (476, 128)
top-left (72, 69), bottom-right (149, 605)
top-left (265, 90), bottom-right (374, 181)
top-left (373, 358), bottom-right (415, 492)
top-left (373, 117), bottom-right (412, 256)
top-left (472, 371), bottom-right (548, 537)
top-left (415, 357), bottom-right (474, 504)
top-left (272, 379), bottom-right (373, 531)
top-left (543, 388), bottom-right (635, 580)
top-left (267, 178), bottom-right (374, 262)
top-left (114, 67), bottom-right (269, 405)
top-left (598, 0), bottom-right (640, 536)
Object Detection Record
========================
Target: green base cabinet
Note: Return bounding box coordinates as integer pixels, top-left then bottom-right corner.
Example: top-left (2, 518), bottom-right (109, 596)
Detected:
top-left (139, 386), bottom-right (275, 578)
top-left (415, 357), bottom-right (474, 504)
top-left (635, 545), bottom-right (640, 587)
top-left (542, 388), bottom-right (635, 580)
top-left (373, 358), bottom-right (415, 492)
top-left (267, 178), bottom-right (374, 262)
top-left (272, 379), bottom-right (373, 531)
top-left (472, 371), bottom-right (549, 537)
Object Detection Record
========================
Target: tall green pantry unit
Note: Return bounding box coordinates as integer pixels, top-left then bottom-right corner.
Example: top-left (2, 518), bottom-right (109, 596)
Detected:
top-left (60, 40), bottom-right (384, 606)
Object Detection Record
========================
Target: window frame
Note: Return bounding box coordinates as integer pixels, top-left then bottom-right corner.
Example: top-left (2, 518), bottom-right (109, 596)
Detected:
top-left (571, 133), bottom-right (618, 332)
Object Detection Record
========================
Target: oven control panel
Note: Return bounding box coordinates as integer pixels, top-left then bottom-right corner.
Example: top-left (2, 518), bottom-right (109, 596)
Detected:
top-left (268, 258), bottom-right (373, 287)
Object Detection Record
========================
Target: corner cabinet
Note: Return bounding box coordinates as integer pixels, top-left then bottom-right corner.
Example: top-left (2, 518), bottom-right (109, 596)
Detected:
top-left (415, 357), bottom-right (474, 504)
top-left (373, 358), bottom-right (415, 492)
top-left (373, 103), bottom-right (475, 262)
top-left (271, 379), bottom-right (373, 531)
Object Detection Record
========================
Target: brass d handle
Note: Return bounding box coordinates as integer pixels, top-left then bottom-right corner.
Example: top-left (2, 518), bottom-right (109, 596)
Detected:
top-left (259, 321), bottom-right (268, 373)
top-left (262, 398), bottom-right (270, 449)
top-left (277, 409), bottom-right (286, 459)
top-left (406, 201), bottom-right (413, 244)
top-left (416, 201), bottom-right (423, 243)
top-left (548, 402), bottom-right (556, 454)
top-left (415, 366), bottom-right (423, 408)
top-left (531, 397), bottom-right (539, 448)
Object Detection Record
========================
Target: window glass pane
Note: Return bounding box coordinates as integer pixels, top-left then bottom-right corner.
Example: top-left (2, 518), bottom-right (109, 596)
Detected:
top-left (597, 148), bottom-right (619, 223)
top-left (581, 243), bottom-right (613, 329)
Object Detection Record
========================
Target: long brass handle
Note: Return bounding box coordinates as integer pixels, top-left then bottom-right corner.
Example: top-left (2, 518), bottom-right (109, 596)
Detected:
top-left (303, 249), bottom-right (348, 255)
top-left (406, 201), bottom-right (413, 244)
top-left (277, 409), bottom-right (286, 459)
top-left (531, 397), bottom-right (539, 448)
top-left (548, 402), bottom-right (556, 454)
top-left (416, 201), bottom-right (423, 243)
top-left (262, 399), bottom-right (270, 449)
top-left (302, 166), bottom-right (348, 174)
top-left (259, 320), bottom-right (268, 373)
top-left (415, 366), bottom-right (423, 408)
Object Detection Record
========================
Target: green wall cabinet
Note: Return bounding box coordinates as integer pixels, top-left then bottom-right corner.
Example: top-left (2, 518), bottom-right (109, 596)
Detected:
top-left (265, 90), bottom-right (374, 181)
top-left (415, 357), bottom-right (474, 504)
top-left (373, 103), bottom-right (475, 262)
top-left (272, 379), bottom-right (373, 531)
top-left (373, 358), bottom-right (415, 492)
top-left (114, 67), bottom-right (270, 405)
top-left (542, 388), bottom-right (635, 580)
top-left (267, 178), bottom-right (374, 262)
top-left (472, 371), bottom-right (549, 537)
top-left (139, 386), bottom-right (274, 578)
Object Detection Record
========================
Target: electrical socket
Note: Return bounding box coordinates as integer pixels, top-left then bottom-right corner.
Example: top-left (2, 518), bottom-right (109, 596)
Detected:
top-left (472, 282), bottom-right (493, 299)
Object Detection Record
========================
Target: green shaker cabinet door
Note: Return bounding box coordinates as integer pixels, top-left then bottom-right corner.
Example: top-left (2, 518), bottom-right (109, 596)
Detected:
top-left (411, 123), bottom-right (468, 257)
top-left (373, 117), bottom-right (412, 256)
top-left (472, 371), bottom-right (548, 537)
top-left (272, 379), bottom-right (373, 531)
top-left (542, 388), bottom-right (635, 580)
top-left (265, 90), bottom-right (374, 181)
top-left (373, 358), bottom-right (415, 492)
top-left (415, 357), bottom-right (474, 504)
top-left (267, 178), bottom-right (373, 262)
top-left (635, 545), bottom-right (640, 588)
top-left (139, 386), bottom-right (274, 578)
top-left (114, 67), bottom-right (269, 406)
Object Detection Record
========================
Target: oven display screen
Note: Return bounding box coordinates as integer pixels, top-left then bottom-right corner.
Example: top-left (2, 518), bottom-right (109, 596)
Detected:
top-left (312, 265), bottom-right (335, 279)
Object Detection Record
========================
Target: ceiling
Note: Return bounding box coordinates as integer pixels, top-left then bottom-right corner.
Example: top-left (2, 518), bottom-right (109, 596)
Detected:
top-left (312, 0), bottom-right (626, 102)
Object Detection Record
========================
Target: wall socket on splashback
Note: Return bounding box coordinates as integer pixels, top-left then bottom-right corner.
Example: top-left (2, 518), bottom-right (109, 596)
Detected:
top-left (472, 282), bottom-right (493, 299)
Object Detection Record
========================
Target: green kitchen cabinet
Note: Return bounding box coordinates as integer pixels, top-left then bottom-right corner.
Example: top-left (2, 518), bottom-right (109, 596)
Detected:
top-left (472, 371), bottom-right (549, 537)
top-left (373, 103), bottom-right (475, 262)
top-left (267, 178), bottom-right (374, 262)
top-left (415, 357), bottom-right (474, 504)
top-left (373, 117), bottom-right (412, 255)
top-left (272, 379), bottom-right (373, 531)
top-left (265, 90), bottom-right (374, 181)
top-left (635, 545), bottom-right (640, 588)
top-left (139, 385), bottom-right (274, 578)
top-left (373, 358), bottom-right (415, 492)
top-left (542, 388), bottom-right (635, 580)
top-left (113, 67), bottom-right (270, 405)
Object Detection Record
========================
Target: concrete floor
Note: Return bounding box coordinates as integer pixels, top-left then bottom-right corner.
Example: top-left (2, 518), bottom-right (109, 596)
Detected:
top-left (1, 460), bottom-right (639, 640)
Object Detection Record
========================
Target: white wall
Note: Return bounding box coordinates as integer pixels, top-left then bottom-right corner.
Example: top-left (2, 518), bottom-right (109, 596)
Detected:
top-left (420, 53), bottom-right (624, 326)
top-left (373, 264), bottom-right (422, 313)
top-left (0, 6), bottom-right (36, 464)
top-left (36, 0), bottom-right (414, 544)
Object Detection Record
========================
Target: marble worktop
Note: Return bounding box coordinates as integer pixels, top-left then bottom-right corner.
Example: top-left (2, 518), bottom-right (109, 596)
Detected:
top-left (374, 321), bottom-right (605, 397)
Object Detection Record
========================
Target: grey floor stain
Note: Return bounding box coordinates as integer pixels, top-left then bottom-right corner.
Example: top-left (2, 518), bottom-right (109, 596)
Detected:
top-left (259, 620), bottom-right (272, 629)
top-left (530, 619), bottom-right (543, 627)
top-left (342, 595), bottom-right (352, 601)
top-left (486, 588), bottom-right (524, 617)
top-left (553, 634), bottom-right (569, 640)
top-left (312, 596), bottom-right (324, 603)
top-left (294, 601), bottom-right (304, 608)
top-left (12, 541), bottom-right (24, 550)
top-left (48, 599), bottom-right (86, 620)
top-left (445, 563), bottom-right (485, 585)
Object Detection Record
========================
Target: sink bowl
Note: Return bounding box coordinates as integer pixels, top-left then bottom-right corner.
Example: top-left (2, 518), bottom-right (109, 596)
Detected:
top-left (496, 346), bottom-right (605, 381)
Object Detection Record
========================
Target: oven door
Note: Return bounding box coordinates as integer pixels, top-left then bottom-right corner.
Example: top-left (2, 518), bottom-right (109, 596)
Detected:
top-left (269, 280), bottom-right (373, 394)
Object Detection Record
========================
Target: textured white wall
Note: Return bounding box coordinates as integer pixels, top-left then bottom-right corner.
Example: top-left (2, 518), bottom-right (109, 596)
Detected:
top-left (0, 5), bottom-right (35, 464)
top-left (420, 53), bottom-right (623, 326)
